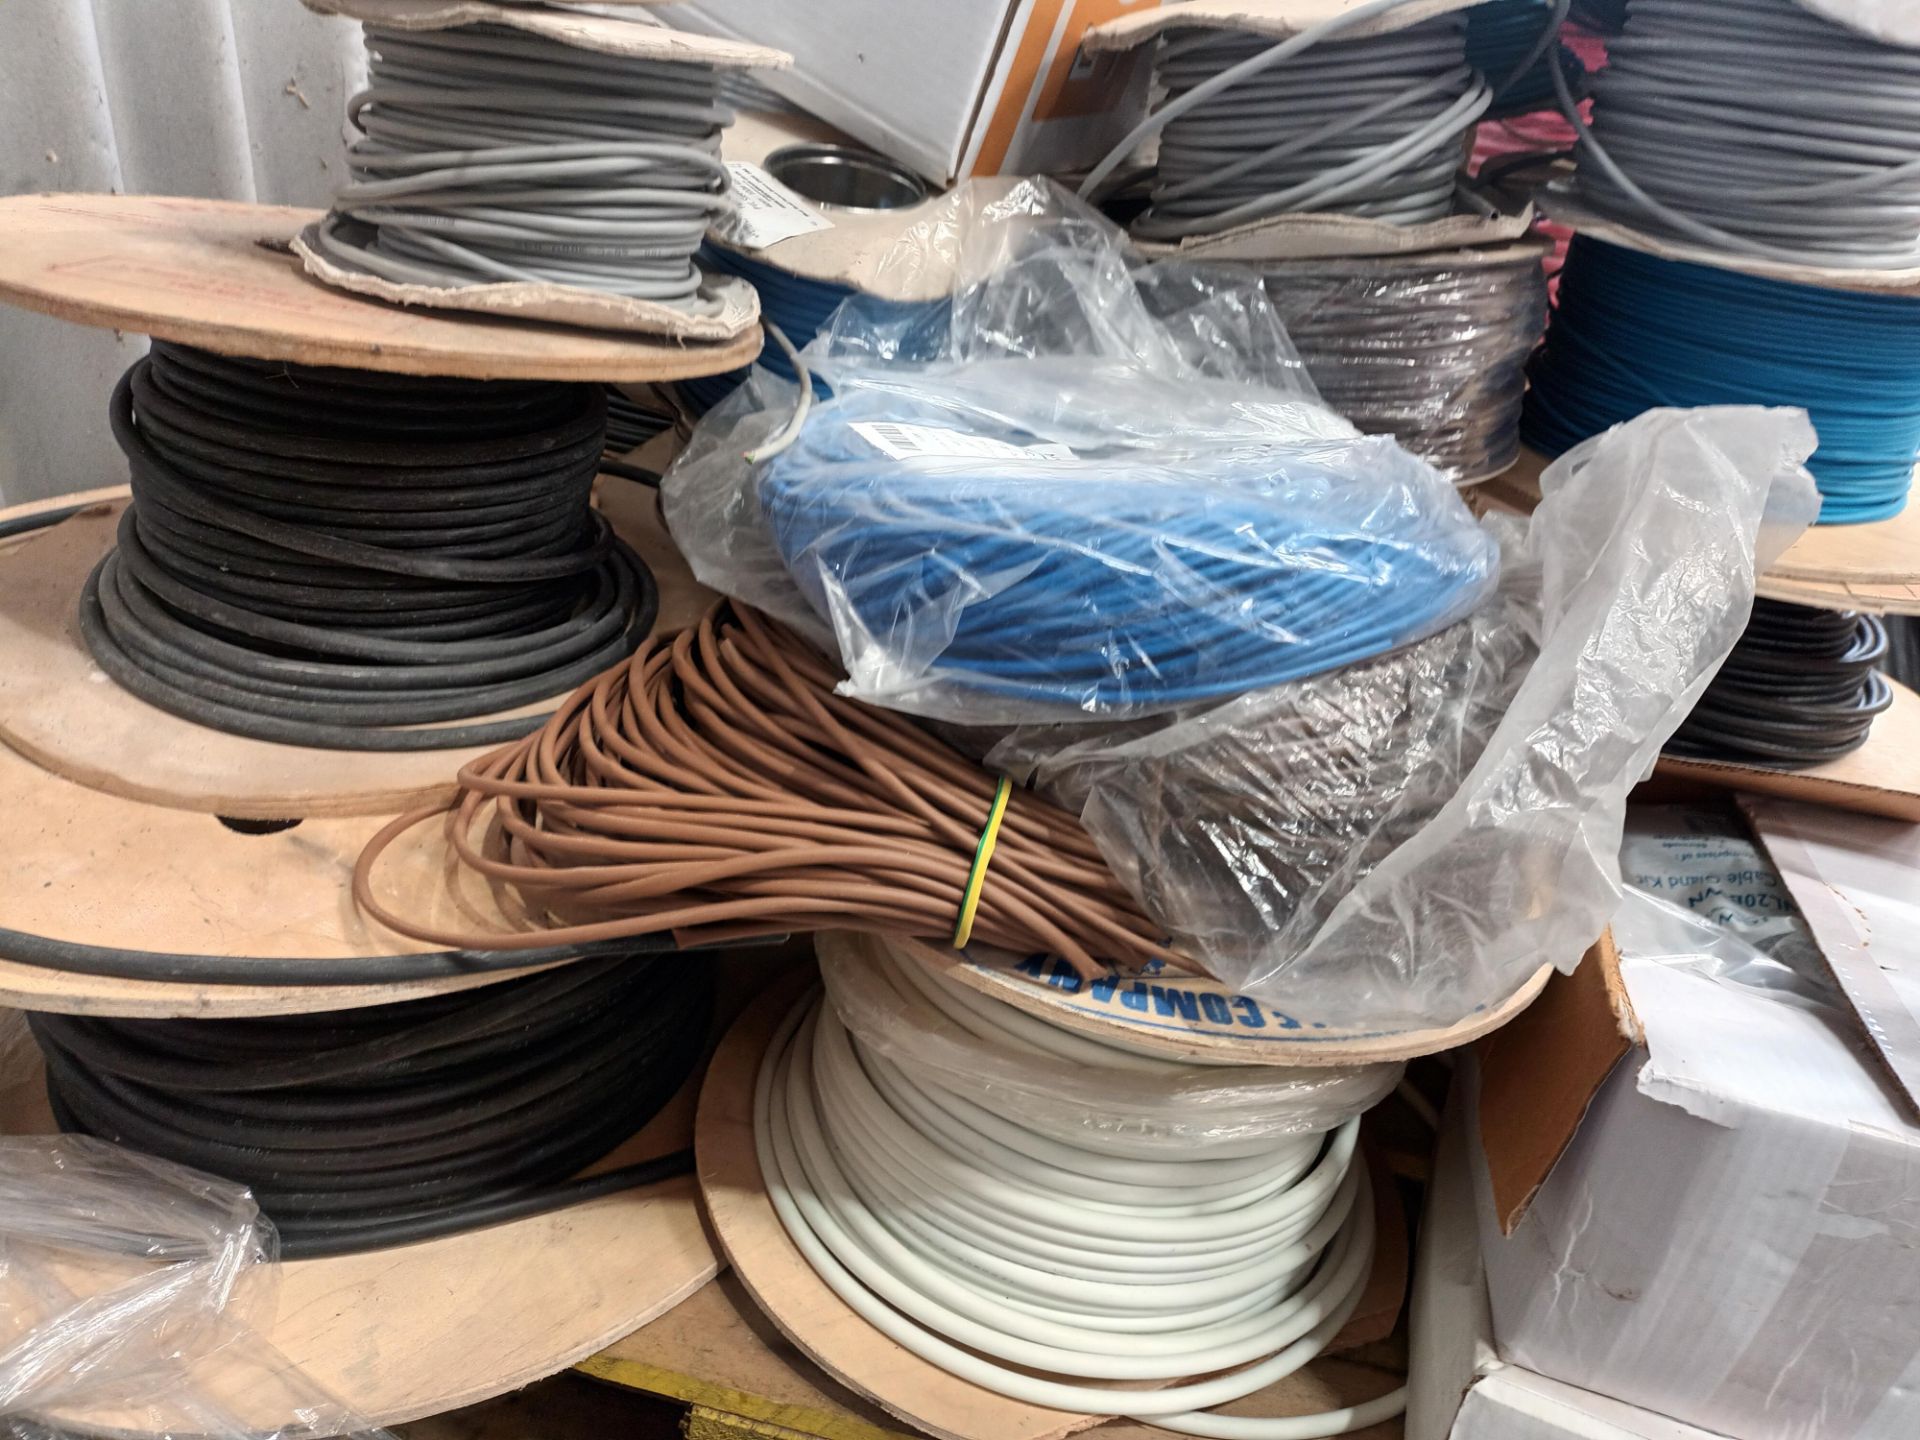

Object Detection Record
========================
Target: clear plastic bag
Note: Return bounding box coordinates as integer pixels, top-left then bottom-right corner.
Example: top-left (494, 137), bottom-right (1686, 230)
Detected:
top-left (664, 181), bottom-right (1501, 722)
top-left (1256, 247), bottom-right (1550, 482)
top-left (818, 932), bottom-right (1399, 1156)
top-left (0, 1077), bottom-right (391, 1440)
top-left (998, 408), bottom-right (1820, 1031)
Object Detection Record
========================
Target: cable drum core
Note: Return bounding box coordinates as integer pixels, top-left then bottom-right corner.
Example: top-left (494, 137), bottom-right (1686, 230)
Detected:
top-left (312, 22), bottom-right (734, 309)
top-left (83, 342), bottom-right (658, 750)
top-left (1258, 247), bottom-right (1548, 480)
top-left (29, 956), bottom-right (712, 1259)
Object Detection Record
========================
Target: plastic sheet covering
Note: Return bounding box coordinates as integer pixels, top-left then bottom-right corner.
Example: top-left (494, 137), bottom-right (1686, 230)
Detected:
top-left (993, 409), bottom-right (1821, 1030)
top-left (0, 1013), bottom-right (390, 1440)
top-left (1257, 248), bottom-right (1549, 482)
top-left (818, 933), bottom-right (1399, 1155)
top-left (665, 180), bottom-right (1500, 722)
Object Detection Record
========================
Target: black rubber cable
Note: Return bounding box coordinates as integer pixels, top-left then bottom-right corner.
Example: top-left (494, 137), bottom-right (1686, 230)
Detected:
top-left (1666, 599), bottom-right (1892, 767)
top-left (81, 342), bottom-right (658, 752)
top-left (29, 955), bottom-right (711, 1259)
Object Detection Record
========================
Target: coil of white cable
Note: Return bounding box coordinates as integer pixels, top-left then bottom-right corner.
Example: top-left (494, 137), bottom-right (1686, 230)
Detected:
top-left (753, 936), bottom-right (1407, 1438)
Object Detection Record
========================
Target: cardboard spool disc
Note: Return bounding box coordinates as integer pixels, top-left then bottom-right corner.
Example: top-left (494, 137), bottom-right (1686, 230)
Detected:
top-left (0, 478), bottom-right (714, 821)
top-left (3, 1021), bottom-right (724, 1436)
top-left (893, 937), bottom-right (1554, 1067)
top-left (0, 194), bottom-right (762, 381)
top-left (1476, 448), bottom-right (1920, 617)
top-left (695, 972), bottom-right (1408, 1440)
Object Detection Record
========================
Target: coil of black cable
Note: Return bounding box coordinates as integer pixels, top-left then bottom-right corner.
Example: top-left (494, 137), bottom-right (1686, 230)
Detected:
top-left (29, 956), bottom-right (710, 1258)
top-left (1666, 599), bottom-right (1892, 768)
top-left (80, 342), bottom-right (658, 751)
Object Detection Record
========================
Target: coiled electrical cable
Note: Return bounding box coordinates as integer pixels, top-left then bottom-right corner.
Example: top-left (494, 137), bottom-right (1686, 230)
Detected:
top-left (1258, 246), bottom-right (1548, 480)
top-left (995, 588), bottom-right (1538, 979)
top-left (755, 399), bottom-right (1501, 712)
top-left (1521, 236), bottom-right (1920, 523)
top-left (353, 601), bottom-right (1177, 978)
top-left (1555, 0), bottom-right (1920, 268)
top-left (1466, 0), bottom-right (1583, 118)
top-left (1666, 599), bottom-right (1892, 767)
top-left (312, 22), bottom-right (732, 309)
top-left (1084, 1), bottom-right (1492, 240)
top-left (755, 985), bottom-right (1404, 1437)
top-left (29, 955), bottom-right (710, 1259)
top-left (605, 386), bottom-right (674, 453)
top-left (83, 342), bottom-right (657, 749)
top-left (676, 246), bottom-right (855, 415)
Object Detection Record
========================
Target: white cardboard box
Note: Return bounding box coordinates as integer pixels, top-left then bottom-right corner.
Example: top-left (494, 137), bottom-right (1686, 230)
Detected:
top-left (662, 0), bottom-right (1149, 183)
top-left (1464, 913), bottom-right (1920, 1440)
top-left (1409, 1043), bottom-right (1735, 1440)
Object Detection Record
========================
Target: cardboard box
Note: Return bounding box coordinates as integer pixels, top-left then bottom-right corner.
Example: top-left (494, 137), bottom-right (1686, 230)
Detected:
top-left (662, 0), bottom-right (1151, 183)
top-left (1408, 1072), bottom-right (1736, 1440)
top-left (1455, 879), bottom-right (1920, 1440)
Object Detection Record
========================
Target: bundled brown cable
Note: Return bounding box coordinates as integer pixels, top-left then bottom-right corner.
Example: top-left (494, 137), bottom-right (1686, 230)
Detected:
top-left (354, 602), bottom-right (1175, 978)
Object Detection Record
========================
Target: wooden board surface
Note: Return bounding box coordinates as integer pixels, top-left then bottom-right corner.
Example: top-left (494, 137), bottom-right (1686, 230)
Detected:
top-left (694, 977), bottom-right (1406, 1440)
top-left (6, 1044), bottom-right (718, 1436)
top-left (0, 194), bottom-right (761, 381)
top-left (584, 1276), bottom-right (1404, 1440)
top-left (0, 477), bottom-right (713, 820)
top-left (903, 938), bottom-right (1554, 1066)
top-left (1476, 448), bottom-right (1920, 616)
top-left (1654, 677), bottom-right (1920, 824)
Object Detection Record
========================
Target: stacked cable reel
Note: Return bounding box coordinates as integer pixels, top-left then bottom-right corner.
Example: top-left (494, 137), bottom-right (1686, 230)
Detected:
top-left (0, 2), bottom-right (794, 1422)
top-left (1065, 0), bottom-right (1550, 483)
top-left (695, 941), bottom-right (1416, 1440)
top-left (1506, 0), bottom-right (1920, 787)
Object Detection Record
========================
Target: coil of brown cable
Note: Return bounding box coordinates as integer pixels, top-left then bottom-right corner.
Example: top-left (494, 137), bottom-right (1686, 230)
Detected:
top-left (353, 602), bottom-right (1175, 978)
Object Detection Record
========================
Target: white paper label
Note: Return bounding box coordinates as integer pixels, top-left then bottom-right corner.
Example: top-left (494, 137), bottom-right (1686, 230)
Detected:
top-left (846, 422), bottom-right (1074, 463)
top-left (713, 162), bottom-right (833, 250)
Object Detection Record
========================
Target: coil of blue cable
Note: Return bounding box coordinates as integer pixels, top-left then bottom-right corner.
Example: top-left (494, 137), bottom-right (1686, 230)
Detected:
top-left (1522, 236), bottom-right (1920, 524)
top-left (755, 401), bottom-right (1501, 717)
top-left (678, 244), bottom-right (857, 415)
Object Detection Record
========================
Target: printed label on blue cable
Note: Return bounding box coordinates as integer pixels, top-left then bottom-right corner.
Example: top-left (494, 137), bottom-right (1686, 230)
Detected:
top-left (714, 162), bottom-right (834, 250)
top-left (847, 422), bottom-right (1074, 463)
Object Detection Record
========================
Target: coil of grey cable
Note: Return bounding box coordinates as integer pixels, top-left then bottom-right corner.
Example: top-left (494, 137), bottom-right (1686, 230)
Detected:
top-left (1106, 9), bottom-right (1492, 240)
top-left (1561, 0), bottom-right (1920, 268)
top-left (311, 22), bottom-right (733, 309)
top-left (1259, 246), bottom-right (1548, 480)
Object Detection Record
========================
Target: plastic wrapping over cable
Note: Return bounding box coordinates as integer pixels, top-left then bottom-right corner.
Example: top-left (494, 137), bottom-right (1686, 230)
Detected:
top-left (754, 983), bottom-right (1403, 1437)
top-left (1082, 2), bottom-right (1491, 239)
top-left (668, 201), bottom-right (1499, 724)
top-left (1665, 599), bottom-right (1891, 767)
top-left (985, 408), bottom-right (1819, 1030)
top-left (1258, 247), bottom-right (1548, 480)
top-left (1557, 0), bottom-right (1920, 268)
top-left (1522, 235), bottom-right (1920, 522)
top-left (29, 956), bottom-right (709, 1259)
top-left (0, 1135), bottom-right (396, 1439)
top-left (313, 23), bottom-right (732, 309)
top-left (84, 342), bottom-right (656, 750)
top-left (822, 932), bottom-right (1400, 1153)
